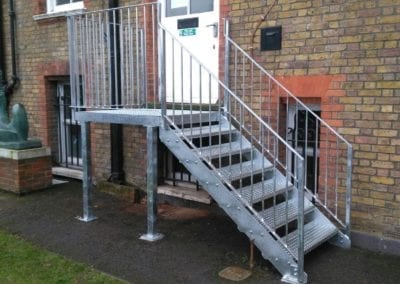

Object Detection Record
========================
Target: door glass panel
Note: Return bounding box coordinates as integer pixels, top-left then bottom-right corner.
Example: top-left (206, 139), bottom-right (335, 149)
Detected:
top-left (57, 0), bottom-right (70, 4)
top-left (190, 0), bottom-right (213, 14)
top-left (166, 0), bottom-right (188, 17)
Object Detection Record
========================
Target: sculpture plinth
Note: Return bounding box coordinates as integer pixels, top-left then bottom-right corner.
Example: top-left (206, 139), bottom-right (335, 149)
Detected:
top-left (0, 82), bottom-right (51, 194)
top-left (0, 147), bottom-right (52, 194)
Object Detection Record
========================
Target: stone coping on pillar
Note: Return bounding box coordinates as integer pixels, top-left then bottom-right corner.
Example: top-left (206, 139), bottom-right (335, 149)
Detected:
top-left (0, 147), bottom-right (51, 160)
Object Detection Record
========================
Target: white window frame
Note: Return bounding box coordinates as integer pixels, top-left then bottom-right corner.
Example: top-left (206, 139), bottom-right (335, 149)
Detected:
top-left (47, 0), bottom-right (84, 14)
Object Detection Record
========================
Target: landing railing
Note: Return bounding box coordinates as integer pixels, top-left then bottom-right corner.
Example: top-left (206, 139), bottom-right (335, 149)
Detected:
top-left (158, 23), bottom-right (306, 282)
top-left (223, 23), bottom-right (352, 235)
top-left (68, 3), bottom-right (159, 110)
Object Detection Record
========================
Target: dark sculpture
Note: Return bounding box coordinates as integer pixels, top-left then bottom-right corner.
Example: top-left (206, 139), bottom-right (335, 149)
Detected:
top-left (0, 86), bottom-right (41, 150)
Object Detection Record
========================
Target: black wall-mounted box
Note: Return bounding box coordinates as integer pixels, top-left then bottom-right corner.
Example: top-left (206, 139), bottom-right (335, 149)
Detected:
top-left (177, 17), bottom-right (199, 30)
top-left (260, 26), bottom-right (282, 51)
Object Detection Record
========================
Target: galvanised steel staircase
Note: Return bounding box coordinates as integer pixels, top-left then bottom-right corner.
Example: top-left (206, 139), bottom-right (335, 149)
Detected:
top-left (68, 4), bottom-right (353, 283)
top-left (157, 20), bottom-right (352, 284)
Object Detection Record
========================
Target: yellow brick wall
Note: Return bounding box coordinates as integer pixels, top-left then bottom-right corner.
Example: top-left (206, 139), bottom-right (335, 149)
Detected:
top-left (229, 0), bottom-right (400, 240)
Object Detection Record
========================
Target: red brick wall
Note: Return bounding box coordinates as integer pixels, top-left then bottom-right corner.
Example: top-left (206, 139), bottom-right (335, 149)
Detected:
top-left (0, 154), bottom-right (52, 194)
top-left (1, 0), bottom-right (145, 185)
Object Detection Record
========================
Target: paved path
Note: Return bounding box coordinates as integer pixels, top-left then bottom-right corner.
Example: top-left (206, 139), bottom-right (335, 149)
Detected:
top-left (0, 180), bottom-right (399, 283)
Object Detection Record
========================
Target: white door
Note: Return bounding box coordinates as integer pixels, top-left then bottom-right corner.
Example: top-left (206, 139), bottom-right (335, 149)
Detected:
top-left (160, 0), bottom-right (219, 104)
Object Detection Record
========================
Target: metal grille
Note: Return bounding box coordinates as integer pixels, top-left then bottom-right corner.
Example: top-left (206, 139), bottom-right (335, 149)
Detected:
top-left (56, 82), bottom-right (82, 168)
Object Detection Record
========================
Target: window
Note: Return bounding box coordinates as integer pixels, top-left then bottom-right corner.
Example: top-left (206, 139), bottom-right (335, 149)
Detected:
top-left (47, 0), bottom-right (84, 14)
top-left (166, 0), bottom-right (213, 17)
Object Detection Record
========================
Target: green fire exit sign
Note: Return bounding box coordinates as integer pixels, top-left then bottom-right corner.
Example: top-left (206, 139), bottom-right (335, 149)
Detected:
top-left (179, 28), bottom-right (196, 36)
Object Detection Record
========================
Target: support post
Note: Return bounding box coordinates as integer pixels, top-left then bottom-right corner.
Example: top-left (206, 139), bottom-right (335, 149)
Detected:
top-left (78, 122), bottom-right (97, 222)
top-left (140, 126), bottom-right (163, 242)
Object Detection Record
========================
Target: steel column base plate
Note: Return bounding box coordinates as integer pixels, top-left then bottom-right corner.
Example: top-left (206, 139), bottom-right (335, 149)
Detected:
top-left (76, 216), bottom-right (98, 223)
top-left (139, 233), bottom-right (164, 242)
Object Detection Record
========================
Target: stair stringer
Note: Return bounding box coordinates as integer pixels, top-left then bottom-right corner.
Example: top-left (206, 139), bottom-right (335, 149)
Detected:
top-left (160, 128), bottom-right (307, 284)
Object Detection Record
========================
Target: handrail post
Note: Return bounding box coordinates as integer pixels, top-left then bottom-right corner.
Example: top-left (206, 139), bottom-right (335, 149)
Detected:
top-left (223, 18), bottom-right (230, 113)
top-left (157, 6), bottom-right (167, 129)
top-left (345, 145), bottom-right (353, 235)
top-left (296, 156), bottom-right (305, 283)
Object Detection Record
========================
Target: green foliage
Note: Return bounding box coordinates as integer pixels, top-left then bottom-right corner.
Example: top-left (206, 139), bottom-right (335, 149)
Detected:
top-left (0, 230), bottom-right (124, 284)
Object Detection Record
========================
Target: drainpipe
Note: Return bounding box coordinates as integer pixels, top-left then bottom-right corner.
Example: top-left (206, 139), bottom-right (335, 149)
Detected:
top-left (6, 0), bottom-right (18, 97)
top-left (1, 0), bottom-right (18, 96)
top-left (108, 0), bottom-right (125, 184)
top-left (0, 2), bottom-right (6, 87)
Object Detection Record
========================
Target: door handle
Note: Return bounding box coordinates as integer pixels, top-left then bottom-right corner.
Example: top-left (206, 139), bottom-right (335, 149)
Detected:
top-left (206, 22), bottom-right (218, 38)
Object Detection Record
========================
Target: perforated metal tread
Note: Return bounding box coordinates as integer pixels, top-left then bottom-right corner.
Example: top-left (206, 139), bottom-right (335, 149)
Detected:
top-left (285, 213), bottom-right (338, 259)
top-left (259, 197), bottom-right (314, 230)
top-left (197, 138), bottom-right (252, 159)
top-left (180, 120), bottom-right (234, 139)
top-left (218, 156), bottom-right (273, 181)
top-left (239, 171), bottom-right (293, 204)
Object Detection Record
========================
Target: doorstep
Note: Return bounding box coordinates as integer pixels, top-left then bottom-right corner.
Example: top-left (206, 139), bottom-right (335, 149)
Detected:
top-left (158, 183), bottom-right (212, 204)
top-left (52, 167), bottom-right (83, 180)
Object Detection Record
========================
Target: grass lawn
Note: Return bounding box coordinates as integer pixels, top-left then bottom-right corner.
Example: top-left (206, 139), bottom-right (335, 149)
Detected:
top-left (0, 230), bottom-right (124, 283)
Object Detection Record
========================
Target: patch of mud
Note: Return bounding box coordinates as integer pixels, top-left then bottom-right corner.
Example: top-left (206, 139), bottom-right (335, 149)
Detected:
top-left (123, 202), bottom-right (210, 220)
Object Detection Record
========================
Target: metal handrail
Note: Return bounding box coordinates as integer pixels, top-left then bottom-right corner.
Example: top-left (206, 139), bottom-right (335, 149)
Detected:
top-left (158, 23), bottom-right (302, 160)
top-left (68, 3), bottom-right (160, 110)
top-left (225, 36), bottom-right (351, 147)
top-left (223, 21), bottom-right (352, 233)
top-left (158, 23), bottom-right (305, 265)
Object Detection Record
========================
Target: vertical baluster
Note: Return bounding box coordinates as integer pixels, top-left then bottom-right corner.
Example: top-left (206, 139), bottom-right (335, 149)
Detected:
top-left (272, 136), bottom-right (277, 230)
top-left (199, 64), bottom-right (203, 152)
top-left (345, 145), bottom-right (353, 235)
top-left (324, 130), bottom-right (329, 207)
top-left (119, 9), bottom-right (124, 107)
top-left (267, 77), bottom-right (271, 152)
top-left (142, 5), bottom-right (148, 107)
top-left (304, 110), bottom-right (309, 190)
top-left (208, 73), bottom-right (212, 166)
top-left (106, 11), bottom-right (111, 107)
top-left (189, 56), bottom-right (193, 138)
top-left (152, 4), bottom-right (157, 108)
top-left (314, 119), bottom-right (319, 198)
top-left (261, 126), bottom-right (265, 213)
top-left (285, 92), bottom-right (290, 241)
top-left (100, 12), bottom-right (106, 107)
top-left (172, 39), bottom-right (175, 124)
top-left (335, 136), bottom-right (339, 217)
top-left (218, 80), bottom-right (222, 170)
top-left (112, 9), bottom-right (118, 107)
top-left (135, 7), bottom-right (140, 107)
top-left (181, 46), bottom-right (184, 128)
top-left (130, 8), bottom-right (133, 106)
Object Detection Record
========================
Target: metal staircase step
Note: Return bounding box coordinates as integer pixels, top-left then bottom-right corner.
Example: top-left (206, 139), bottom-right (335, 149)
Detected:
top-left (239, 171), bottom-right (292, 204)
top-left (218, 156), bottom-right (272, 181)
top-left (285, 212), bottom-right (338, 259)
top-left (180, 120), bottom-right (234, 139)
top-left (197, 139), bottom-right (252, 159)
top-left (259, 197), bottom-right (314, 230)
